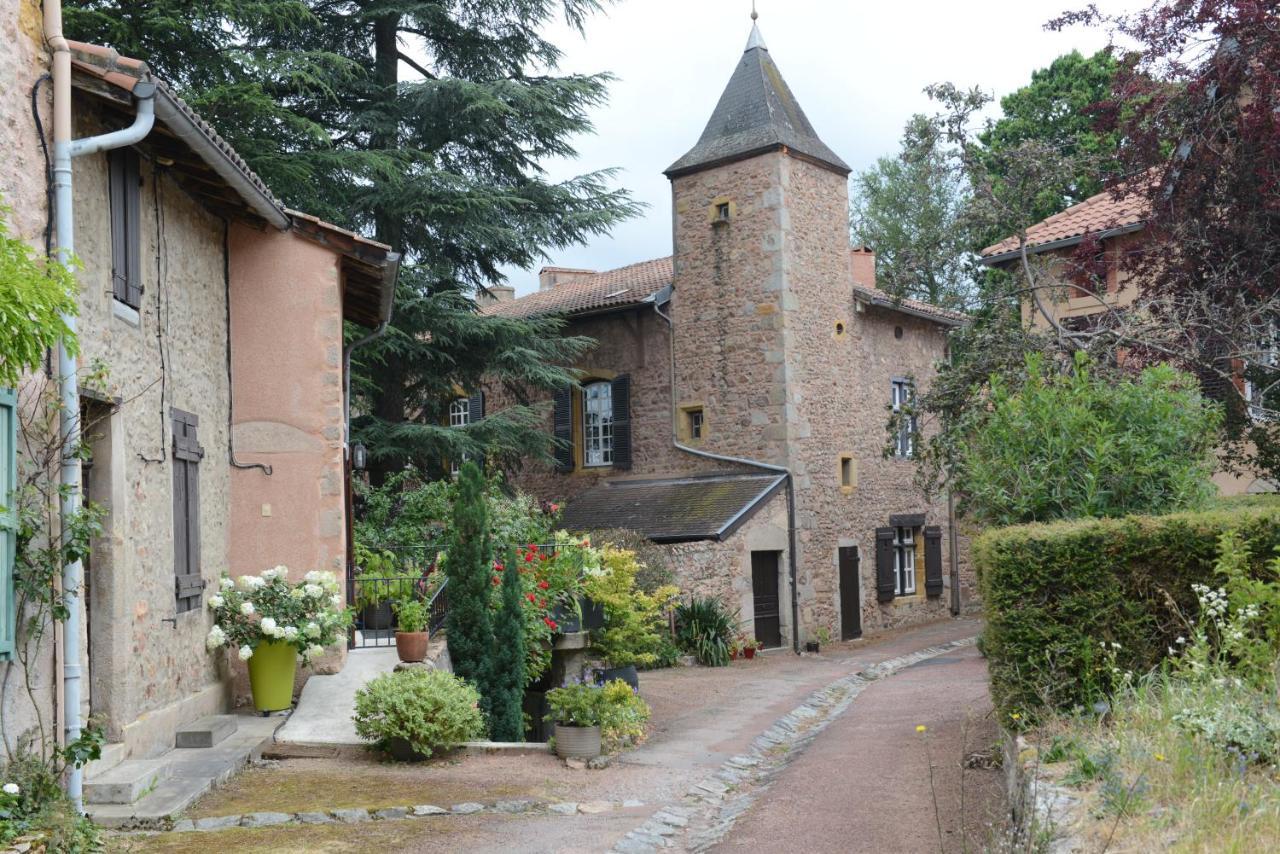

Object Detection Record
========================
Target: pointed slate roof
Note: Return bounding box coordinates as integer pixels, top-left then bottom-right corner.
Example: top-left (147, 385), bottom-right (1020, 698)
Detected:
top-left (665, 23), bottom-right (850, 178)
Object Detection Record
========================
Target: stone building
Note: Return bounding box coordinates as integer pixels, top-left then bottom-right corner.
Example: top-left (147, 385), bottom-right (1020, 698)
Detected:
top-left (0, 4), bottom-right (397, 810)
top-left (485, 23), bottom-right (972, 649)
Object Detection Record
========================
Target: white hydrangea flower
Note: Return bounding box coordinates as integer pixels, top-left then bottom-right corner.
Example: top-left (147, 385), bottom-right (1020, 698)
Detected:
top-left (208, 594), bottom-right (224, 609)
top-left (304, 584), bottom-right (323, 599)
top-left (330, 594), bottom-right (342, 607)
top-left (238, 645), bottom-right (254, 661)
top-left (240, 601), bottom-right (255, 616)
top-left (306, 644), bottom-right (325, 659)
top-left (304, 570), bottom-right (323, 584)
top-left (2, 783), bottom-right (18, 796)
top-left (220, 577), bottom-right (235, 590)
top-left (205, 625), bottom-right (226, 650)
top-left (305, 622), bottom-right (321, 638)
top-left (283, 626), bottom-right (299, 641)
top-left (260, 616), bottom-right (278, 637)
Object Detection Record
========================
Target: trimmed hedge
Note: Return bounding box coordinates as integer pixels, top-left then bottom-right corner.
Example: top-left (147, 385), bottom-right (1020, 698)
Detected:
top-left (976, 501), bottom-right (1280, 718)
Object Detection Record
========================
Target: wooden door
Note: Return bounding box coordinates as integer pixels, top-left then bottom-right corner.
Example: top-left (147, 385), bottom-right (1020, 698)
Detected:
top-left (839, 546), bottom-right (862, 640)
top-left (751, 551), bottom-right (783, 649)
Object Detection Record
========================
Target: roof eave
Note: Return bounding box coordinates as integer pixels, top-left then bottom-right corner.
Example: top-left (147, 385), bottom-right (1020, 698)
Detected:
top-left (665, 142), bottom-right (850, 180)
top-left (980, 221), bottom-right (1147, 267)
top-left (855, 291), bottom-right (968, 328)
top-left (714, 474), bottom-right (788, 541)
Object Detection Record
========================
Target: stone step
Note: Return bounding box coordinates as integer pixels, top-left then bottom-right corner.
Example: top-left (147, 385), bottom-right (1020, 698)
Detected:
top-left (83, 758), bottom-right (171, 805)
top-left (175, 715), bottom-right (238, 749)
top-left (83, 741), bottom-right (128, 781)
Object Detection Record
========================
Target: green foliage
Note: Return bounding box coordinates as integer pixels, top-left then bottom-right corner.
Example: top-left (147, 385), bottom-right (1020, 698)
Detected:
top-left (674, 597), bottom-right (737, 668)
top-left (596, 679), bottom-right (650, 753)
top-left (393, 598), bottom-right (428, 634)
top-left (489, 549), bottom-right (527, 741)
top-left (0, 202), bottom-right (78, 388)
top-left (583, 547), bottom-right (674, 668)
top-left (443, 462), bottom-right (496, 724)
top-left (0, 753), bottom-right (101, 852)
top-left (975, 502), bottom-right (1280, 718)
top-left (976, 49), bottom-right (1121, 241)
top-left (850, 114), bottom-right (975, 309)
top-left (352, 669), bottom-right (485, 758)
top-left (545, 682), bottom-right (604, 728)
top-left (956, 353), bottom-right (1220, 525)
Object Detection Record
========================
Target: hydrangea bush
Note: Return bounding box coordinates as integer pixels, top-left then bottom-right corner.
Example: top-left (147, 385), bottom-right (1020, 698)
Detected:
top-left (206, 567), bottom-right (350, 664)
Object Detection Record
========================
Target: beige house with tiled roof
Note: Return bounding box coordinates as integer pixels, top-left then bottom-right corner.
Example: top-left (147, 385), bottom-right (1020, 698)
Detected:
top-left (482, 22), bottom-right (976, 649)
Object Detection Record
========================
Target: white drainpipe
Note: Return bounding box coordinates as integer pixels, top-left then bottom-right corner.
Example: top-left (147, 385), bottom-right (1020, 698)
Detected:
top-left (44, 0), bottom-right (156, 813)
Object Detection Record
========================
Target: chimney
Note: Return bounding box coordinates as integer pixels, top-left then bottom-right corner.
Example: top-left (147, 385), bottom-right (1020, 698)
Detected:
top-left (477, 284), bottom-right (516, 307)
top-left (850, 246), bottom-right (876, 288)
top-left (538, 266), bottom-right (596, 291)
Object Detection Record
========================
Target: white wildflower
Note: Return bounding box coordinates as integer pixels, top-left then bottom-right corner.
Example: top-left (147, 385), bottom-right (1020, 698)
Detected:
top-left (1176, 636), bottom-right (1186, 644)
top-left (240, 601), bottom-right (255, 616)
top-left (2, 783), bottom-right (18, 796)
top-left (238, 645), bottom-right (254, 661)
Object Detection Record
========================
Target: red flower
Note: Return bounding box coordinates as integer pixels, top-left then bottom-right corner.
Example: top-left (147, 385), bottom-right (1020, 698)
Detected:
top-left (524, 554), bottom-right (534, 563)
top-left (540, 554), bottom-right (549, 562)
top-left (526, 593), bottom-right (536, 603)
top-left (493, 562), bottom-right (504, 572)
top-left (537, 580), bottom-right (550, 590)
top-left (538, 598), bottom-right (546, 608)
top-left (544, 617), bottom-right (558, 631)
top-left (491, 576), bottom-right (501, 586)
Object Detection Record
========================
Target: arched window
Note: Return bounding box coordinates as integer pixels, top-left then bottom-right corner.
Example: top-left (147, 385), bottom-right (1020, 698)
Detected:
top-left (583, 381), bottom-right (614, 467)
top-left (448, 398), bottom-right (470, 476)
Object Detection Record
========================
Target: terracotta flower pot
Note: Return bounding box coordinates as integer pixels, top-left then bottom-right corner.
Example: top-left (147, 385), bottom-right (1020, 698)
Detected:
top-left (553, 724), bottom-right (601, 759)
top-left (395, 631), bottom-right (429, 663)
top-left (247, 640), bottom-right (297, 713)
top-left (743, 647), bottom-right (757, 660)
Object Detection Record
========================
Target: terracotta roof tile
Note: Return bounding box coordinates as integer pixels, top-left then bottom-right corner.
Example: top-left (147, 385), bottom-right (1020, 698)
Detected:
top-left (851, 283), bottom-right (969, 326)
top-left (482, 257), bottom-right (673, 319)
top-left (981, 186), bottom-right (1149, 259)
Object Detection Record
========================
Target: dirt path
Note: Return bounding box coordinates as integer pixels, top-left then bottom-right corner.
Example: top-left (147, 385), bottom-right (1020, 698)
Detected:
top-left (715, 644), bottom-right (1004, 854)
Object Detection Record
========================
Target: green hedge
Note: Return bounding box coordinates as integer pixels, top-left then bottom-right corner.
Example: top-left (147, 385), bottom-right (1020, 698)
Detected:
top-left (976, 503), bottom-right (1280, 718)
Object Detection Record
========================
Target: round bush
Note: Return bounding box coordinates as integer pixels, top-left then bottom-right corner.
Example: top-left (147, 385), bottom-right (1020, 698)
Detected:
top-left (353, 669), bottom-right (485, 757)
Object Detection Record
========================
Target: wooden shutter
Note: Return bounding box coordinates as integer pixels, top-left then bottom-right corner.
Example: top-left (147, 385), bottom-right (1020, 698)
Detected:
top-left (123, 150), bottom-right (143, 308)
top-left (108, 151), bottom-right (129, 304)
top-left (875, 527), bottom-right (896, 603)
top-left (0, 389), bottom-right (17, 658)
top-left (171, 410), bottom-right (204, 612)
top-left (924, 525), bottom-right (943, 598)
top-left (553, 385), bottom-right (574, 473)
top-left (611, 374), bottom-right (632, 471)
top-left (468, 391), bottom-right (485, 423)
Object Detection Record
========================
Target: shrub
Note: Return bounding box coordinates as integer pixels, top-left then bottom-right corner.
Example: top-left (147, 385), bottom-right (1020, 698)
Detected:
top-left (545, 680), bottom-right (650, 753)
top-left (444, 462), bottom-right (497, 724)
top-left (976, 502), bottom-right (1280, 718)
top-left (956, 353), bottom-right (1220, 525)
top-left (0, 755), bottom-right (100, 852)
top-left (393, 598), bottom-right (428, 633)
top-left (584, 547), bottom-right (669, 668)
top-left (674, 597), bottom-right (737, 667)
top-left (353, 670), bottom-right (485, 757)
top-left (489, 551), bottom-right (527, 741)
top-left (545, 682), bottom-right (604, 727)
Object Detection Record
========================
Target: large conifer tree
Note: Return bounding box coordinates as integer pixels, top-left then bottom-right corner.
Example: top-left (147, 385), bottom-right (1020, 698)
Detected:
top-left (65, 1), bottom-right (639, 477)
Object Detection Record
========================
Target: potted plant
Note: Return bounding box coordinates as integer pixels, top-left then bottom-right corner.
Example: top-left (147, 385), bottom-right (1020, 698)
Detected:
top-left (545, 683), bottom-right (603, 759)
top-left (393, 597), bottom-right (429, 663)
top-left (206, 567), bottom-right (350, 713)
top-left (743, 636), bottom-right (762, 660)
top-left (728, 636), bottom-right (742, 661)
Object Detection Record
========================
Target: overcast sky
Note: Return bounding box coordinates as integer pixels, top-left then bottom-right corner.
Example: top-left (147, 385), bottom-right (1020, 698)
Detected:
top-left (502, 0), bottom-right (1127, 296)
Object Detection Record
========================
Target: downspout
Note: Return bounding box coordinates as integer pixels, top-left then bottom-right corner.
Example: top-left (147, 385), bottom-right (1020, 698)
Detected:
top-left (653, 298), bottom-right (803, 654)
top-left (947, 489), bottom-right (961, 617)
top-left (46, 0), bottom-right (156, 812)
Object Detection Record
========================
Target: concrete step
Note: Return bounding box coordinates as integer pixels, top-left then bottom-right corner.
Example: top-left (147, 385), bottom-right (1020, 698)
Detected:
top-left (175, 715), bottom-right (238, 749)
top-left (83, 758), bottom-right (170, 805)
top-left (84, 742), bottom-right (128, 781)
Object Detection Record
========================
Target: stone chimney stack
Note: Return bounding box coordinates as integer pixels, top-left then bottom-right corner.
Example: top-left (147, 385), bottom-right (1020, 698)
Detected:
top-left (850, 246), bottom-right (876, 288)
top-left (476, 284), bottom-right (516, 307)
top-left (538, 266), bottom-right (596, 291)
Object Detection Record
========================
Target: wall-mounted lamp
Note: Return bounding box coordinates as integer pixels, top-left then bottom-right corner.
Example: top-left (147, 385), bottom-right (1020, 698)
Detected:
top-left (352, 443), bottom-right (367, 471)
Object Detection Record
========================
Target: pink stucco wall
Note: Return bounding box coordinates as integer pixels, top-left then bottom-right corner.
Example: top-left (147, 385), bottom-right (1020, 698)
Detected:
top-left (227, 222), bottom-right (347, 583)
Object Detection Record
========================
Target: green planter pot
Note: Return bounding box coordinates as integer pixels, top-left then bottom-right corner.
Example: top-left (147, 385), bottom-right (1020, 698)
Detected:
top-left (247, 640), bottom-right (297, 713)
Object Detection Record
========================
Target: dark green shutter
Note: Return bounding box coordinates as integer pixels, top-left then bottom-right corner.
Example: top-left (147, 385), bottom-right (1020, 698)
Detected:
top-left (611, 374), bottom-right (632, 471)
top-left (924, 525), bottom-right (943, 598)
top-left (467, 391), bottom-right (486, 472)
top-left (123, 151), bottom-right (143, 308)
top-left (875, 527), bottom-right (896, 603)
top-left (171, 409), bottom-right (204, 612)
top-left (553, 386), bottom-right (573, 472)
top-left (108, 151), bottom-right (129, 304)
top-left (0, 388), bottom-right (16, 659)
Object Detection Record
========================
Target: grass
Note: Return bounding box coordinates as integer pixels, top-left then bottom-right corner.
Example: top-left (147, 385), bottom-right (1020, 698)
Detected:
top-left (1035, 673), bottom-right (1280, 853)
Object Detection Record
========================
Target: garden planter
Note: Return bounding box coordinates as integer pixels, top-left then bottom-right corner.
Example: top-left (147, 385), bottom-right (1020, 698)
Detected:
top-left (551, 597), bottom-right (605, 634)
top-left (553, 724), bottom-right (601, 759)
top-left (597, 665), bottom-right (639, 691)
top-left (360, 600), bottom-right (395, 632)
top-left (804, 641), bottom-right (820, 654)
top-left (385, 736), bottom-right (427, 762)
top-left (743, 647), bottom-right (757, 660)
top-left (247, 640), bottom-right (297, 713)
top-left (581, 598), bottom-right (606, 631)
top-left (395, 631), bottom-right (429, 663)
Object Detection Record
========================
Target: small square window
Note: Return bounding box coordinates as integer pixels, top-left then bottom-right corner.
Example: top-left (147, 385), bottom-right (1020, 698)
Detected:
top-left (715, 203), bottom-right (730, 222)
top-left (687, 408), bottom-right (704, 440)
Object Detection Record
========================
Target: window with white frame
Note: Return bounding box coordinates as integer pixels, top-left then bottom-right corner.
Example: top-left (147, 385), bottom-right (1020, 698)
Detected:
top-left (449, 398), bottom-right (470, 476)
top-left (1245, 329), bottom-right (1280, 422)
top-left (892, 379), bottom-right (915, 458)
top-left (583, 381), bottom-right (613, 467)
top-left (894, 526), bottom-right (916, 596)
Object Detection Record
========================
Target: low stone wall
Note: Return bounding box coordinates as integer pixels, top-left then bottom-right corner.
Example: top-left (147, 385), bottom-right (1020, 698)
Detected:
top-left (1002, 731), bottom-right (1087, 853)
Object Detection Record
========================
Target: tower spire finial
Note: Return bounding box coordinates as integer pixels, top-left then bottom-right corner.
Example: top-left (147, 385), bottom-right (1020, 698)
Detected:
top-left (746, 1), bottom-right (767, 51)
top-left (751, 0), bottom-right (758, 21)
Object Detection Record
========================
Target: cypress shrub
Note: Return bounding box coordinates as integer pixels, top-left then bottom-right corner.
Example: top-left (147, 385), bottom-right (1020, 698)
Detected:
top-left (488, 547), bottom-right (527, 741)
top-left (444, 462), bottom-right (496, 726)
top-left (977, 501), bottom-right (1280, 719)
